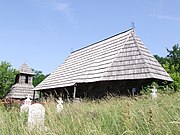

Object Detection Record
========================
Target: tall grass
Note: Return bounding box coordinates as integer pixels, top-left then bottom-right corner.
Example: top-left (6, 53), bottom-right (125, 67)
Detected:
top-left (0, 92), bottom-right (179, 135)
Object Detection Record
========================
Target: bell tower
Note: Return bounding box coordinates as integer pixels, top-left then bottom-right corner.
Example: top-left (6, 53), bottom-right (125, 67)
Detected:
top-left (6, 63), bottom-right (39, 99)
top-left (17, 63), bottom-right (34, 85)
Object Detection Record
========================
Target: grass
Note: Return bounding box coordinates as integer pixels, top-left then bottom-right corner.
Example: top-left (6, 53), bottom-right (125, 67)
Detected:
top-left (0, 92), bottom-right (179, 135)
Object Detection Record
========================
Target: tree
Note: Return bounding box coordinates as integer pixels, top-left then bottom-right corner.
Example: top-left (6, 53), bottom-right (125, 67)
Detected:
top-left (166, 44), bottom-right (180, 91)
top-left (0, 61), bottom-right (18, 97)
top-left (154, 55), bottom-right (168, 65)
top-left (167, 44), bottom-right (180, 74)
top-left (32, 70), bottom-right (47, 87)
top-left (154, 44), bottom-right (180, 91)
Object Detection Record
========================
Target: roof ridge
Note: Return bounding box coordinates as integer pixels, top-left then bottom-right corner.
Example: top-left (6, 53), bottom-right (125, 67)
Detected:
top-left (131, 31), bottom-right (154, 78)
top-left (72, 28), bottom-right (133, 53)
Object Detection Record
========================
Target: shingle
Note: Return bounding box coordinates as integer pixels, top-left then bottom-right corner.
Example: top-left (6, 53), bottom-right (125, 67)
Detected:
top-left (6, 83), bottom-right (39, 99)
top-left (19, 63), bottom-right (34, 75)
top-left (34, 29), bottom-right (173, 91)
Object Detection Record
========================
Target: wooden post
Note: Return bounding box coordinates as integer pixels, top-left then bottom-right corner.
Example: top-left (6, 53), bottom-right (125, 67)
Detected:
top-left (33, 90), bottom-right (35, 102)
top-left (73, 83), bottom-right (77, 99)
top-left (39, 91), bottom-right (42, 100)
top-left (39, 91), bottom-right (42, 98)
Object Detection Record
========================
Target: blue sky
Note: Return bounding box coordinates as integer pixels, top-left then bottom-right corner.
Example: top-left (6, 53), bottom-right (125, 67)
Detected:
top-left (0, 0), bottom-right (180, 74)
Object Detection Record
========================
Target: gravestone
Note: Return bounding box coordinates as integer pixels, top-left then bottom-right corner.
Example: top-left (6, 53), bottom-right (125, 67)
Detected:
top-left (20, 95), bottom-right (32, 113)
top-left (56, 97), bottom-right (63, 113)
top-left (150, 86), bottom-right (157, 100)
top-left (73, 98), bottom-right (81, 103)
top-left (132, 88), bottom-right (136, 96)
top-left (28, 103), bottom-right (45, 131)
top-left (24, 95), bottom-right (32, 105)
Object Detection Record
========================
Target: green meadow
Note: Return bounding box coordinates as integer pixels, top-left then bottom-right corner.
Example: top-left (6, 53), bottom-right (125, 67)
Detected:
top-left (0, 92), bottom-right (179, 135)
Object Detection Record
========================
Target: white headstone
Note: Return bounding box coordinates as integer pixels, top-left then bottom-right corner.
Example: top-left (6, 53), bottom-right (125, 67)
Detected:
top-left (28, 103), bottom-right (45, 131)
top-left (20, 95), bottom-right (32, 113)
top-left (24, 94), bottom-right (32, 105)
top-left (20, 105), bottom-right (29, 113)
top-left (73, 98), bottom-right (81, 103)
top-left (56, 97), bottom-right (63, 113)
top-left (150, 86), bottom-right (157, 100)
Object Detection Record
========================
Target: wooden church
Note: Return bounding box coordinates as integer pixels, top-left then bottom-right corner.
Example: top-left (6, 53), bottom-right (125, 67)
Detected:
top-left (34, 29), bottom-right (173, 99)
top-left (6, 63), bottom-right (39, 99)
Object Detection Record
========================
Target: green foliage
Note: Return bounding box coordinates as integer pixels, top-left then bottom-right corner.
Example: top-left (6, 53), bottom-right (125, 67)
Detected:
top-left (32, 70), bottom-right (47, 87)
top-left (169, 73), bottom-right (180, 91)
top-left (161, 61), bottom-right (180, 91)
top-left (141, 82), bottom-right (175, 95)
top-left (0, 61), bottom-right (18, 97)
top-left (166, 44), bottom-right (180, 91)
top-left (0, 92), bottom-right (179, 134)
top-left (155, 44), bottom-right (180, 91)
top-left (167, 44), bottom-right (180, 73)
top-left (154, 55), bottom-right (168, 65)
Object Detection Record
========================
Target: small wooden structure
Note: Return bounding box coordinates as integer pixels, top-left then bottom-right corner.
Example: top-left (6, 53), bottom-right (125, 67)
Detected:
top-left (6, 63), bottom-right (39, 99)
top-left (34, 28), bottom-right (173, 99)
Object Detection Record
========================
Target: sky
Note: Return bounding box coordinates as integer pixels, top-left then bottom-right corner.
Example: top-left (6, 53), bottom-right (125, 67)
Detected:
top-left (0, 0), bottom-right (180, 74)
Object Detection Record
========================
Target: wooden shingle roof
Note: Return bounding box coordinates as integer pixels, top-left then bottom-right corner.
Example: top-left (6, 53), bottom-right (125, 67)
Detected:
top-left (6, 84), bottom-right (38, 99)
top-left (34, 29), bottom-right (173, 91)
top-left (20, 63), bottom-right (34, 75)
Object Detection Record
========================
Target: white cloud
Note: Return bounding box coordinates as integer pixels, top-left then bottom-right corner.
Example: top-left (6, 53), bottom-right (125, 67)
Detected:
top-left (33, 0), bottom-right (75, 21)
top-left (53, 2), bottom-right (74, 21)
top-left (54, 3), bottom-right (70, 13)
top-left (151, 14), bottom-right (180, 22)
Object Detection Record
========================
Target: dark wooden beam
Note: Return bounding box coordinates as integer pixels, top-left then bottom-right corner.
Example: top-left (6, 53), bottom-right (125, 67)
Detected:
top-left (33, 90), bottom-right (35, 102)
top-left (73, 83), bottom-right (77, 99)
